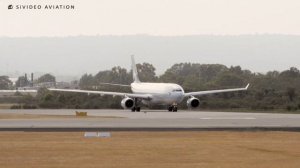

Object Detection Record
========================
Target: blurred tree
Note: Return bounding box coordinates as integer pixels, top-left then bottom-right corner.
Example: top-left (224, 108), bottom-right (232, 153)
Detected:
top-left (286, 87), bottom-right (297, 101)
top-left (79, 74), bottom-right (94, 88)
top-left (280, 67), bottom-right (300, 78)
top-left (0, 76), bottom-right (12, 89)
top-left (37, 74), bottom-right (56, 83)
top-left (214, 73), bottom-right (244, 87)
top-left (136, 63), bottom-right (157, 82)
top-left (94, 66), bottom-right (131, 84)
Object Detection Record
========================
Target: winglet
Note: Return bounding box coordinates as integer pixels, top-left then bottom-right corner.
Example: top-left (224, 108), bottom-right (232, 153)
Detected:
top-left (131, 55), bottom-right (140, 83)
top-left (245, 83), bottom-right (250, 90)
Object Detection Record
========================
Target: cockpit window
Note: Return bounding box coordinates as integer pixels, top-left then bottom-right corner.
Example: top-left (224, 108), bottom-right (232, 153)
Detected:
top-left (172, 89), bottom-right (182, 92)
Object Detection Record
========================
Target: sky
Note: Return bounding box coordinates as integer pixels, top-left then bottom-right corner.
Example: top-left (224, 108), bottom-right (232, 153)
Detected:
top-left (1, 0), bottom-right (300, 37)
top-left (0, 0), bottom-right (299, 79)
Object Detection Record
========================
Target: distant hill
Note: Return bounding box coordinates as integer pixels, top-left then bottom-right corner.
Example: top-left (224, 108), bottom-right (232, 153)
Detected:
top-left (0, 35), bottom-right (299, 80)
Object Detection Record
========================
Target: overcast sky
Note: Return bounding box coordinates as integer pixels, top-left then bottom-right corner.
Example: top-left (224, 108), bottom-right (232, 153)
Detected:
top-left (1, 0), bottom-right (300, 37)
top-left (0, 0), bottom-right (299, 79)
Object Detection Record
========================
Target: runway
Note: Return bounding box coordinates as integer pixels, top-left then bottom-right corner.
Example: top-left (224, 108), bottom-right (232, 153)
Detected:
top-left (0, 109), bottom-right (300, 131)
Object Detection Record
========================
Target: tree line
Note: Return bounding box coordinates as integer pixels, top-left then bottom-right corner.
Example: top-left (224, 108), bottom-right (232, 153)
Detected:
top-left (1, 63), bottom-right (300, 112)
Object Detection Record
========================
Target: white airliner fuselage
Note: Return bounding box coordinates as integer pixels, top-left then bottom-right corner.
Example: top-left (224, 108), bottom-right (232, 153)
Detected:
top-left (131, 83), bottom-right (185, 105)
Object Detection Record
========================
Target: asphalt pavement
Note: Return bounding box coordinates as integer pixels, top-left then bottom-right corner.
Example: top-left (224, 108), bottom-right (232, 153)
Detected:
top-left (0, 109), bottom-right (300, 131)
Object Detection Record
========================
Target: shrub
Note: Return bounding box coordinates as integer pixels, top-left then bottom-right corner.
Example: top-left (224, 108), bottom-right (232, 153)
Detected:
top-left (10, 105), bottom-right (22, 109)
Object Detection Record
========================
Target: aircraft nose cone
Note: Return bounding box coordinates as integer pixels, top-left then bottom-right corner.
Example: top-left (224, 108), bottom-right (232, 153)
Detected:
top-left (175, 92), bottom-right (184, 102)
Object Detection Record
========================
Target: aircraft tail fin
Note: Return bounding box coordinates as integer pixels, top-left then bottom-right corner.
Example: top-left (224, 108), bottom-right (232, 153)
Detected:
top-left (131, 55), bottom-right (140, 83)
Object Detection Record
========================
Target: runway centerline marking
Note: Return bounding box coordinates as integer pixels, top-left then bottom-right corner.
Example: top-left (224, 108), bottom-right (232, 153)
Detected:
top-left (199, 117), bottom-right (256, 120)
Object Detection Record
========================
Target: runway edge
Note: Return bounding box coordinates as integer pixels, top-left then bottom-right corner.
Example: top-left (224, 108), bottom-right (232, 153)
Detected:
top-left (1, 127), bottom-right (300, 132)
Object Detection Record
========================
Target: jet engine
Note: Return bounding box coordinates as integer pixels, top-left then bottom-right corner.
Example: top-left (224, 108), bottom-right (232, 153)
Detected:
top-left (121, 97), bottom-right (134, 109)
top-left (187, 97), bottom-right (200, 108)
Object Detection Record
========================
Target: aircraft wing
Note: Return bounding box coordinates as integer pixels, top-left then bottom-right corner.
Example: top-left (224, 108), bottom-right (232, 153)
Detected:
top-left (0, 90), bottom-right (38, 96)
top-left (0, 90), bottom-right (37, 93)
top-left (49, 88), bottom-right (152, 99)
top-left (98, 83), bottom-right (131, 87)
top-left (184, 84), bottom-right (249, 97)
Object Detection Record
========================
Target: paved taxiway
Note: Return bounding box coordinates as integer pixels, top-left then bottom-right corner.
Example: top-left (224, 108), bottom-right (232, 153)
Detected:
top-left (0, 109), bottom-right (300, 131)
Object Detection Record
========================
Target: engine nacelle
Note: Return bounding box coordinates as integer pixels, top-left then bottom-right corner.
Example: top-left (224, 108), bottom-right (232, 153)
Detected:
top-left (187, 97), bottom-right (200, 108)
top-left (121, 97), bottom-right (134, 109)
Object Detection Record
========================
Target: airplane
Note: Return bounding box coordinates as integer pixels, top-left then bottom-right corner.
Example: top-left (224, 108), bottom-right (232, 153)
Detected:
top-left (49, 56), bottom-right (249, 112)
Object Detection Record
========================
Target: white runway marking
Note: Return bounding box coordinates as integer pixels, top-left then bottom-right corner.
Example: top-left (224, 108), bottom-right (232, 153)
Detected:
top-left (199, 117), bottom-right (256, 120)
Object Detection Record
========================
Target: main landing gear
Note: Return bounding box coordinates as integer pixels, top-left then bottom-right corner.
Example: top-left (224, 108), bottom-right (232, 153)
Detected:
top-left (168, 104), bottom-right (178, 112)
top-left (131, 98), bottom-right (141, 112)
top-left (131, 106), bottom-right (141, 112)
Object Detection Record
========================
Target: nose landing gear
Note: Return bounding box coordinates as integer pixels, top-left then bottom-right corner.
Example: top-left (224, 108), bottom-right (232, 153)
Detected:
top-left (168, 104), bottom-right (178, 112)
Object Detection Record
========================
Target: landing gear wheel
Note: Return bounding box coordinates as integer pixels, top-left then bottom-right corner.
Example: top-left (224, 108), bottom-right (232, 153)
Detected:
top-left (168, 105), bottom-right (178, 112)
top-left (131, 98), bottom-right (141, 112)
top-left (131, 106), bottom-right (141, 112)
